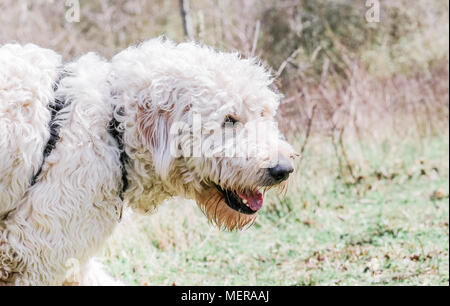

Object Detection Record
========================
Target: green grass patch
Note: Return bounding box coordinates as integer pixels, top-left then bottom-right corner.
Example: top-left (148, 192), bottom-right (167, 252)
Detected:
top-left (104, 135), bottom-right (449, 285)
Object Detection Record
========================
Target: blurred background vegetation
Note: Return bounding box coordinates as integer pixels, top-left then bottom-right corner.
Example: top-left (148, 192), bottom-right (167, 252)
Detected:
top-left (1, 0), bottom-right (448, 285)
top-left (1, 0), bottom-right (448, 140)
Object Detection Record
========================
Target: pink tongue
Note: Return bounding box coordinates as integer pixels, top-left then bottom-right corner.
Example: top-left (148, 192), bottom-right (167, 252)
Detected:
top-left (237, 190), bottom-right (263, 212)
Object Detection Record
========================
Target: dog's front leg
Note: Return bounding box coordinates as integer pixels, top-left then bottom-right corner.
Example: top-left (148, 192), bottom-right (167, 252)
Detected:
top-left (64, 258), bottom-right (124, 286)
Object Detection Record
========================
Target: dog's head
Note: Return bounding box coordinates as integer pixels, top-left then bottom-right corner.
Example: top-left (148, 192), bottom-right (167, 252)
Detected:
top-left (113, 39), bottom-right (297, 230)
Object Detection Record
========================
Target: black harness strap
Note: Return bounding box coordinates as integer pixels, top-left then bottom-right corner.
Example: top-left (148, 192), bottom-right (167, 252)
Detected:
top-left (30, 73), bottom-right (69, 187)
top-left (30, 74), bottom-right (129, 200)
top-left (108, 109), bottom-right (129, 200)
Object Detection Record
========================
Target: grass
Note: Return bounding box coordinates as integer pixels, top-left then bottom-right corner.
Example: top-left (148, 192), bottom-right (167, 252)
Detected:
top-left (104, 134), bottom-right (449, 286)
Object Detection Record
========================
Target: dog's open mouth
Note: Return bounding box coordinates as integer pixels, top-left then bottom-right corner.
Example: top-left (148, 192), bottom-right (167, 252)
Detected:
top-left (215, 185), bottom-right (263, 215)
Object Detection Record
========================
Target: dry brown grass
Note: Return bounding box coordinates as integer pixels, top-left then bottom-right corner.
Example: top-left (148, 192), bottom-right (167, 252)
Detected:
top-left (1, 0), bottom-right (448, 142)
top-left (279, 61), bottom-right (449, 139)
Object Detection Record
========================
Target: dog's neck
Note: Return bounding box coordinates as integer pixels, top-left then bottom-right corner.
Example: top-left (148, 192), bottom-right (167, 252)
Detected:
top-left (120, 147), bottom-right (196, 213)
top-left (108, 93), bottom-right (193, 213)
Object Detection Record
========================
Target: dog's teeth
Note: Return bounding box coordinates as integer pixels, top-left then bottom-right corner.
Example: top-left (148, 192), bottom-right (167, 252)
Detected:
top-left (242, 199), bottom-right (248, 204)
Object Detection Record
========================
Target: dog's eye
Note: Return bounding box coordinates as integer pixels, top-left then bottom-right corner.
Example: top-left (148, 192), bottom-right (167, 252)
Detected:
top-left (224, 115), bottom-right (238, 126)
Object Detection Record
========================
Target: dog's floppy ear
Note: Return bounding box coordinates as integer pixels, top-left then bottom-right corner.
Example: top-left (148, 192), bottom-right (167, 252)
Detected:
top-left (137, 89), bottom-right (174, 179)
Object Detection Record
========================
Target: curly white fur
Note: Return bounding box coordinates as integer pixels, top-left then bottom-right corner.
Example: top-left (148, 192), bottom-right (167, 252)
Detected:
top-left (0, 44), bottom-right (61, 217)
top-left (0, 38), bottom-right (295, 285)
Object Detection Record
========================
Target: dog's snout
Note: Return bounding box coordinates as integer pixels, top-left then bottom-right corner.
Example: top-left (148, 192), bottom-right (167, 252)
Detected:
top-left (268, 162), bottom-right (294, 182)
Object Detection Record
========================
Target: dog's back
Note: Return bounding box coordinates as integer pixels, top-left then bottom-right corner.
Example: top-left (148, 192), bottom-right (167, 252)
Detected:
top-left (0, 44), bottom-right (61, 218)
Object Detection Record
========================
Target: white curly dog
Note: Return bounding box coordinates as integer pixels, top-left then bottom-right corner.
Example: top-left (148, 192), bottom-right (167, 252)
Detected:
top-left (0, 38), bottom-right (296, 285)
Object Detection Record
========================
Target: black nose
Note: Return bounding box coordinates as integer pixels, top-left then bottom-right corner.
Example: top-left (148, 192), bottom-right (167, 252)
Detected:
top-left (268, 163), bottom-right (294, 182)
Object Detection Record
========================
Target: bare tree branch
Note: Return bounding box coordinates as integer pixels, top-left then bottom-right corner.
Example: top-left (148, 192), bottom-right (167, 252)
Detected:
top-left (250, 20), bottom-right (261, 57)
top-left (276, 47), bottom-right (302, 77)
top-left (179, 0), bottom-right (194, 41)
top-left (299, 105), bottom-right (317, 156)
top-left (338, 127), bottom-right (357, 182)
